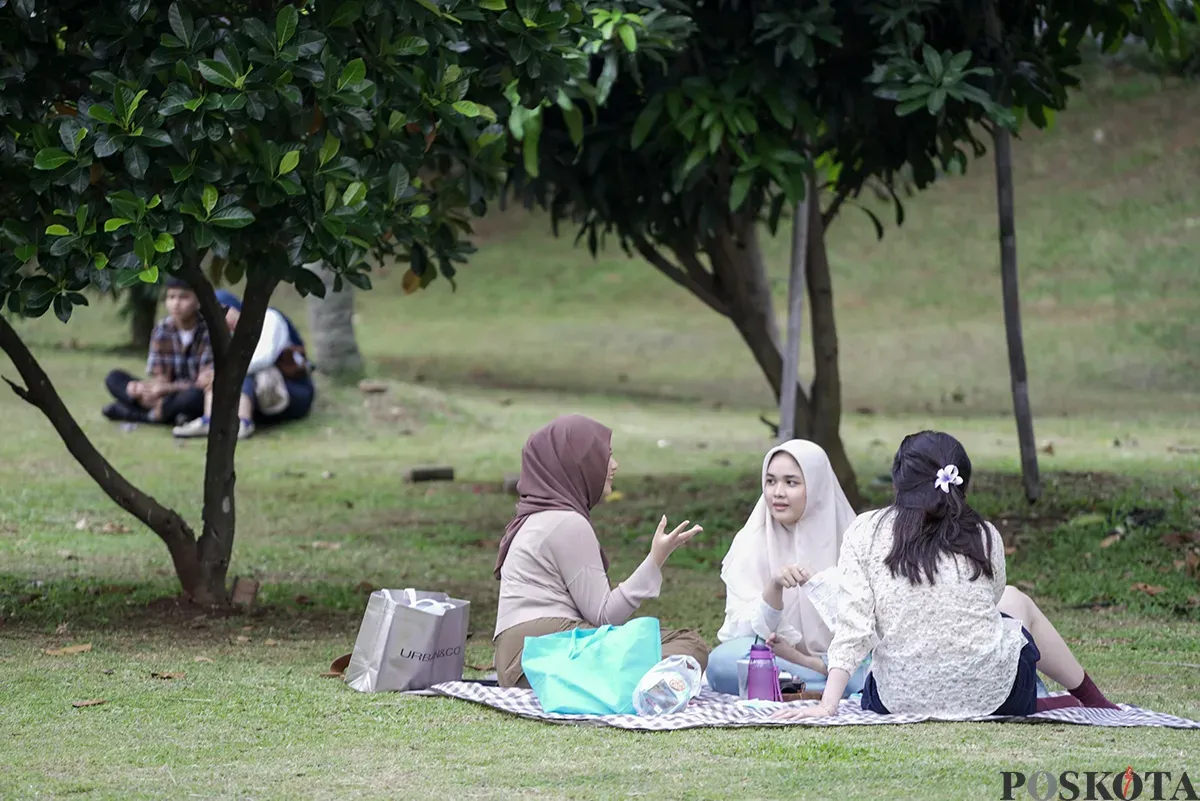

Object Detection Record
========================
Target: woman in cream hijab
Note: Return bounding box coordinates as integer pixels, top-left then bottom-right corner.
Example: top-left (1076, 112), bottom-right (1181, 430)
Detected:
top-left (707, 439), bottom-right (871, 696)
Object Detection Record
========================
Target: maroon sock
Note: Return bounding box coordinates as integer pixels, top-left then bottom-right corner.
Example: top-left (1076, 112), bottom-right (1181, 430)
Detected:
top-left (1036, 695), bottom-right (1083, 712)
top-left (1068, 673), bottom-right (1120, 709)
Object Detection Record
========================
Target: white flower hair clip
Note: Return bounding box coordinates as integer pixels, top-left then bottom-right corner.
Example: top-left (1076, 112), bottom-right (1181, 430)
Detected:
top-left (934, 464), bottom-right (964, 494)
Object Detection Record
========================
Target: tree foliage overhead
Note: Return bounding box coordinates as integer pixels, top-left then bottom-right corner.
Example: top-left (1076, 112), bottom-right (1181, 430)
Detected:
top-left (0, 0), bottom-right (609, 320)
top-left (509, 0), bottom-right (1180, 500)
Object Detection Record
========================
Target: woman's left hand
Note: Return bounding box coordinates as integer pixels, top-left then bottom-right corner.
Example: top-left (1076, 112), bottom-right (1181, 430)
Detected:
top-left (773, 701), bottom-right (836, 720)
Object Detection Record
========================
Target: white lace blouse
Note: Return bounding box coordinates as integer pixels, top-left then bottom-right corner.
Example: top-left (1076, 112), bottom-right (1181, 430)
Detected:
top-left (826, 510), bottom-right (1027, 718)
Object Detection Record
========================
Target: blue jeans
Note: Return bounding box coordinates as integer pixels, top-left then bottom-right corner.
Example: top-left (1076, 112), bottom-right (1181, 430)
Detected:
top-left (707, 636), bottom-right (871, 697)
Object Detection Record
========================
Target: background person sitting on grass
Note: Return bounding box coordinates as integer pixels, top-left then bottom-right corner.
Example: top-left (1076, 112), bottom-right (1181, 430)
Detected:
top-left (173, 289), bottom-right (315, 441)
top-left (102, 277), bottom-right (213, 426)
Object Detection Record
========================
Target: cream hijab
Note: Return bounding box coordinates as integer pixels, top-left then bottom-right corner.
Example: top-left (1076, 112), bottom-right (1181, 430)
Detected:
top-left (717, 440), bottom-right (856, 656)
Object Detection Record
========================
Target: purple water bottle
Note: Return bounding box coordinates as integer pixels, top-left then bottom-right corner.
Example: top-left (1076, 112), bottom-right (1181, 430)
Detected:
top-left (745, 641), bottom-right (782, 701)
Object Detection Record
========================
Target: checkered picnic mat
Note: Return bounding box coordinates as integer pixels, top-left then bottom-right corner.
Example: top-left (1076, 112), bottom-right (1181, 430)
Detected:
top-left (428, 682), bottom-right (1200, 731)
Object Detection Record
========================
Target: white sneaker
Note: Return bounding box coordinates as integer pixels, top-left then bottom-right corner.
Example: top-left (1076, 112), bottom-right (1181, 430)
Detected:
top-left (173, 417), bottom-right (209, 438)
top-left (238, 419), bottom-right (256, 440)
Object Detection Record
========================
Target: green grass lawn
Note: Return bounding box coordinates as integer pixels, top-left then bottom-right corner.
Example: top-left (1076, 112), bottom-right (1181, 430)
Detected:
top-left (3, 70), bottom-right (1200, 800)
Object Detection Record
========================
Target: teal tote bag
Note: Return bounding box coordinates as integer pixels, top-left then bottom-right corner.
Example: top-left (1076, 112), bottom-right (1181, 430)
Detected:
top-left (521, 617), bottom-right (663, 715)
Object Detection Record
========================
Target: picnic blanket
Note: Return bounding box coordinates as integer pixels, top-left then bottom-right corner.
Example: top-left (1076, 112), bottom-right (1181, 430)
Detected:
top-left (428, 682), bottom-right (1200, 731)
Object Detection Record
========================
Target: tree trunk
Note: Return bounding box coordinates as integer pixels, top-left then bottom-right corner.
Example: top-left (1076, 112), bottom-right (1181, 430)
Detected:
top-left (192, 277), bottom-right (279, 605)
top-left (702, 213), bottom-right (863, 507)
top-left (804, 192), bottom-right (859, 501)
top-left (779, 181), bottom-right (811, 442)
top-left (0, 313), bottom-right (206, 599)
top-left (128, 289), bottom-right (158, 352)
top-left (985, 0), bottom-right (1040, 503)
top-left (305, 261), bottom-right (364, 380)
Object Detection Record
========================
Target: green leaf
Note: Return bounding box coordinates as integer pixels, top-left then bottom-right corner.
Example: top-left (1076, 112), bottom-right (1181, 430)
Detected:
top-left (94, 252), bottom-right (110, 269)
top-left (927, 88), bottom-right (946, 115)
top-left (208, 206), bottom-right (255, 228)
top-left (451, 100), bottom-right (497, 122)
top-left (562, 104), bottom-right (583, 147)
top-left (125, 145), bottom-right (149, 179)
top-left (387, 163), bottom-right (410, 204)
top-left (617, 23), bottom-right (637, 53)
top-left (330, 1), bottom-right (363, 27)
top-left (631, 102), bottom-right (661, 149)
top-left (135, 232), bottom-right (155, 264)
top-left (411, 204), bottom-right (430, 219)
top-left (680, 139), bottom-right (707, 179)
top-left (104, 217), bottom-right (133, 232)
top-left (87, 105), bottom-right (117, 125)
top-left (15, 244), bottom-right (37, 262)
top-left (338, 58), bottom-right (366, 91)
top-left (276, 5), bottom-right (298, 48)
top-left (139, 265), bottom-right (160, 283)
top-left (168, 2), bottom-right (194, 48)
top-left (319, 135), bottom-right (340, 167)
top-left (342, 181), bottom-right (367, 207)
top-left (45, 224), bottom-right (72, 236)
top-left (395, 36), bottom-right (429, 56)
top-left (202, 184), bottom-right (218, 215)
top-left (198, 60), bottom-right (238, 88)
top-left (729, 172), bottom-right (753, 211)
top-left (324, 182), bottom-right (338, 213)
top-left (34, 148), bottom-right (73, 170)
top-left (154, 232), bottom-right (176, 253)
top-left (480, 0), bottom-right (506, 9)
top-left (947, 50), bottom-right (973, 75)
top-left (923, 45), bottom-right (944, 82)
top-left (278, 149), bottom-right (301, 176)
top-left (522, 113), bottom-right (542, 178)
top-left (896, 97), bottom-right (927, 117)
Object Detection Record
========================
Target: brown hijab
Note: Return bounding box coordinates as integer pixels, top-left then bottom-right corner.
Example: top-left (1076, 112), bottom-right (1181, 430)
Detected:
top-left (494, 414), bottom-right (613, 579)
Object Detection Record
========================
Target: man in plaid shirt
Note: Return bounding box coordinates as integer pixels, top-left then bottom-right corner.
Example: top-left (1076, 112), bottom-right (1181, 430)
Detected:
top-left (102, 277), bottom-right (214, 425)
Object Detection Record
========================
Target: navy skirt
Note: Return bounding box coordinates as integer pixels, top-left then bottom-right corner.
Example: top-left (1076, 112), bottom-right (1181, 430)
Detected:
top-left (861, 613), bottom-right (1041, 716)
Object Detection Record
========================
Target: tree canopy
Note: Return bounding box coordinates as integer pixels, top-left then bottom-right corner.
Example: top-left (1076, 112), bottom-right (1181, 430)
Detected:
top-left (0, 0), bottom-right (616, 603)
top-left (509, 0), bottom-right (1181, 499)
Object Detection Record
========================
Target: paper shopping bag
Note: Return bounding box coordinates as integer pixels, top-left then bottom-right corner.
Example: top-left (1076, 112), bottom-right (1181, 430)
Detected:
top-left (345, 588), bottom-right (470, 692)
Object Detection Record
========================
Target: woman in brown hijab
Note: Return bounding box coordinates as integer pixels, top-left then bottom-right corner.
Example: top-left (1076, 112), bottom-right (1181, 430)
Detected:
top-left (493, 414), bottom-right (711, 687)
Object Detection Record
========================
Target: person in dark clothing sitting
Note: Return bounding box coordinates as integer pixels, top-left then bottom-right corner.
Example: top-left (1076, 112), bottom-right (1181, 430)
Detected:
top-left (103, 277), bottom-right (213, 426)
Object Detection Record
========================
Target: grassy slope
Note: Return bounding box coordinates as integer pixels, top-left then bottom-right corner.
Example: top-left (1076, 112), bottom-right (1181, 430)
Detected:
top-left (2, 71), bottom-right (1200, 800)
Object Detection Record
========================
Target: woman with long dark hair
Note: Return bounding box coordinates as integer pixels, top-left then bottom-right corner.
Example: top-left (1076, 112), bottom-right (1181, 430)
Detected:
top-left (776, 431), bottom-right (1118, 719)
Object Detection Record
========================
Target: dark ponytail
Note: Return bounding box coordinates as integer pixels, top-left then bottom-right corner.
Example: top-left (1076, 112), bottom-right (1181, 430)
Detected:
top-left (879, 430), bottom-right (994, 586)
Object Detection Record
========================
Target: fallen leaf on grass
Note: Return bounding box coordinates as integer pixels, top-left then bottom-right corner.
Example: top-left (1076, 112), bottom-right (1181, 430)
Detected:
top-left (75, 518), bottom-right (89, 531)
top-left (1004, 546), bottom-right (1017, 556)
top-left (150, 671), bottom-right (186, 680)
top-left (72, 699), bottom-right (107, 708)
top-left (1099, 533), bottom-right (1122, 548)
top-left (353, 581), bottom-right (375, 593)
top-left (45, 643), bottom-right (92, 656)
top-left (264, 639), bottom-right (279, 647)
top-left (1130, 583), bottom-right (1167, 597)
top-left (309, 541), bottom-right (341, 551)
top-left (1039, 441), bottom-right (1055, 456)
top-left (236, 635), bottom-right (251, 643)
top-left (1068, 512), bottom-right (1107, 528)
top-left (100, 522), bottom-right (130, 534)
top-left (1161, 532), bottom-right (1200, 548)
top-left (294, 595), bottom-right (313, 606)
top-left (194, 656), bottom-right (214, 664)
top-left (55, 622), bottom-right (70, 635)
top-left (57, 550), bottom-right (77, 560)
top-left (241, 625), bottom-right (254, 632)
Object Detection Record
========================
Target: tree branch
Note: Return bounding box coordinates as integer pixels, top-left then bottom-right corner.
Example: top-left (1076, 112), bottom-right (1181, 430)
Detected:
top-left (822, 183), bottom-right (854, 229)
top-left (0, 313), bottom-right (203, 594)
top-left (631, 235), bottom-right (731, 318)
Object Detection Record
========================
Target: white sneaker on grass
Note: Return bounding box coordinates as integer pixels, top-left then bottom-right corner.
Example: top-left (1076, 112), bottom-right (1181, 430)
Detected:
top-left (173, 417), bottom-right (209, 438)
top-left (238, 419), bottom-right (255, 440)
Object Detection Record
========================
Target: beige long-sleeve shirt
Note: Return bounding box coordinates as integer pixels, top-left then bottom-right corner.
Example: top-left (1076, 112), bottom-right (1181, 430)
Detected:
top-left (826, 510), bottom-right (1027, 718)
top-left (494, 510), bottom-right (662, 638)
